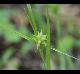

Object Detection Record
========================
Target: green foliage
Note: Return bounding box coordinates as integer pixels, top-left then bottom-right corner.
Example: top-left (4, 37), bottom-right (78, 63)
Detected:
top-left (2, 48), bottom-right (14, 62)
top-left (58, 36), bottom-right (74, 52)
top-left (0, 4), bottom-right (80, 70)
top-left (0, 9), bottom-right (21, 43)
top-left (48, 4), bottom-right (60, 15)
top-left (49, 4), bottom-right (80, 70)
top-left (26, 4), bottom-right (38, 35)
top-left (17, 4), bottom-right (80, 70)
top-left (32, 4), bottom-right (47, 34)
top-left (16, 4), bottom-right (51, 70)
top-left (20, 42), bottom-right (34, 56)
top-left (0, 48), bottom-right (14, 69)
top-left (0, 9), bottom-right (32, 69)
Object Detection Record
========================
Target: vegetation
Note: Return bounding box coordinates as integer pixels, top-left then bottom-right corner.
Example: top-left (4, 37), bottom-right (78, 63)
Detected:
top-left (0, 4), bottom-right (80, 70)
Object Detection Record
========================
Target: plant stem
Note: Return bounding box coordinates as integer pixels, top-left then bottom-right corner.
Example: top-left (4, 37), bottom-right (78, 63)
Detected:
top-left (46, 5), bottom-right (51, 70)
top-left (39, 46), bottom-right (44, 62)
top-left (39, 46), bottom-right (46, 69)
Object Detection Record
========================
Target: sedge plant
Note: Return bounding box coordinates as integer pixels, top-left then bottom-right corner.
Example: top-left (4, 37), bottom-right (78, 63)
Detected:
top-left (16, 4), bottom-right (51, 70)
top-left (15, 4), bottom-right (80, 70)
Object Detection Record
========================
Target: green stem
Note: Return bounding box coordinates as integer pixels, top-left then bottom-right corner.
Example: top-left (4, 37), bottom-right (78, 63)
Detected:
top-left (46, 5), bottom-right (51, 70)
top-left (38, 47), bottom-right (44, 62)
top-left (38, 46), bottom-right (46, 70)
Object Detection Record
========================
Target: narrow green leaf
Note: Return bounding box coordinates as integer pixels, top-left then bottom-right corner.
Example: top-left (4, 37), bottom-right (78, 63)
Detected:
top-left (27, 4), bottom-right (38, 35)
top-left (15, 31), bottom-right (34, 42)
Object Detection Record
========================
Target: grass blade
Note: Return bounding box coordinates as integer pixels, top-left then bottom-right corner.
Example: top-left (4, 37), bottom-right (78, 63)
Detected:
top-left (27, 4), bottom-right (38, 35)
top-left (15, 31), bottom-right (34, 42)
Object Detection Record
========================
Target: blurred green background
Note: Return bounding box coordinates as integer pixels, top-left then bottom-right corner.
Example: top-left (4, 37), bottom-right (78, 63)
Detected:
top-left (0, 4), bottom-right (80, 70)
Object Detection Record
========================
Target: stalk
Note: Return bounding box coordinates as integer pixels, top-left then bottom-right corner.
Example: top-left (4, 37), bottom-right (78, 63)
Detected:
top-left (46, 4), bottom-right (51, 70)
